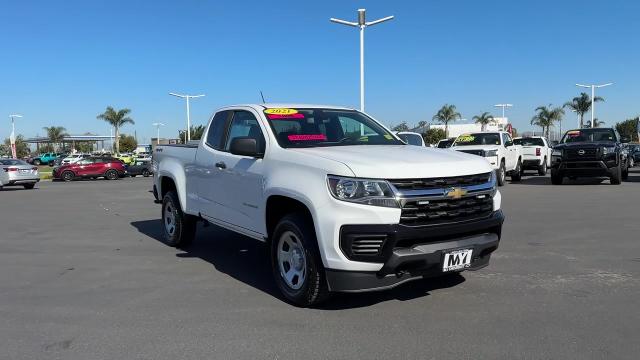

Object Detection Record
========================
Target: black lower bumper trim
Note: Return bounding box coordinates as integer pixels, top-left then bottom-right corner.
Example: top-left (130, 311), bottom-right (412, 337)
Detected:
top-left (6, 179), bottom-right (40, 185)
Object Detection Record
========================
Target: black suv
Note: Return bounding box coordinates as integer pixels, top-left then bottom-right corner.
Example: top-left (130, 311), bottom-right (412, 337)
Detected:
top-left (550, 128), bottom-right (630, 185)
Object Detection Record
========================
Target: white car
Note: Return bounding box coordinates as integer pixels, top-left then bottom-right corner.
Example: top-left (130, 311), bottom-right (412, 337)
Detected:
top-left (153, 104), bottom-right (503, 306)
top-left (451, 131), bottom-right (523, 186)
top-left (62, 153), bottom-right (89, 164)
top-left (0, 158), bottom-right (39, 190)
top-left (513, 136), bottom-right (552, 175)
top-left (394, 131), bottom-right (426, 146)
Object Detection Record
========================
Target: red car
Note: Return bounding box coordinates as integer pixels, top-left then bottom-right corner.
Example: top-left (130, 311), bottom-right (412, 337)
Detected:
top-left (53, 157), bottom-right (126, 181)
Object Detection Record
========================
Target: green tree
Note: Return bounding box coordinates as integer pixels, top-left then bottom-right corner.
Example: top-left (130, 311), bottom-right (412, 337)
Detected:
top-left (416, 120), bottom-right (428, 129)
top-left (391, 122), bottom-right (410, 132)
top-left (1, 135), bottom-right (31, 158)
top-left (38, 144), bottom-right (55, 153)
top-left (75, 142), bottom-right (95, 153)
top-left (42, 126), bottom-right (67, 151)
top-left (97, 107), bottom-right (134, 154)
top-left (432, 104), bottom-right (462, 138)
top-left (422, 128), bottom-right (446, 145)
top-left (472, 112), bottom-right (495, 131)
top-left (531, 105), bottom-right (565, 140)
top-left (179, 125), bottom-right (206, 143)
top-left (615, 118), bottom-right (639, 142)
top-left (118, 134), bottom-right (138, 153)
top-left (563, 92), bottom-right (604, 129)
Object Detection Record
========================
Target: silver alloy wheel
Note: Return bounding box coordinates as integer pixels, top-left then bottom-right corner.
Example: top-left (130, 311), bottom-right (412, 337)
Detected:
top-left (164, 203), bottom-right (176, 237)
top-left (277, 230), bottom-right (307, 290)
top-left (500, 164), bottom-right (506, 183)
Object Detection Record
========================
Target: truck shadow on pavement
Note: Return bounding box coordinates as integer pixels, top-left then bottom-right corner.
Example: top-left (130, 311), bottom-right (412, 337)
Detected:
top-left (130, 219), bottom-right (465, 309)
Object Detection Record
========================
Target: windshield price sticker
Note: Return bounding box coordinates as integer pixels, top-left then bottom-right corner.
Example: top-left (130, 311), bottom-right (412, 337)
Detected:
top-left (457, 134), bottom-right (475, 142)
top-left (287, 134), bottom-right (327, 141)
top-left (266, 113), bottom-right (305, 119)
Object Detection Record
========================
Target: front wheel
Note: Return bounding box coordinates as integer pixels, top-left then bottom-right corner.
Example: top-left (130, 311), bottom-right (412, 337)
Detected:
top-left (551, 169), bottom-right (563, 185)
top-left (142, 169), bottom-right (150, 177)
top-left (538, 158), bottom-right (547, 176)
top-left (33, 159), bottom-right (41, 166)
top-left (610, 165), bottom-right (622, 185)
top-left (162, 191), bottom-right (196, 248)
top-left (496, 162), bottom-right (506, 186)
top-left (23, 184), bottom-right (35, 190)
top-left (271, 213), bottom-right (329, 307)
top-left (61, 171), bottom-right (74, 182)
top-left (105, 169), bottom-right (119, 180)
top-left (510, 159), bottom-right (522, 182)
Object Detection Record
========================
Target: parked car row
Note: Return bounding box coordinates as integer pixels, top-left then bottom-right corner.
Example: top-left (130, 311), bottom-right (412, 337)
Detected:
top-left (52, 157), bottom-right (153, 181)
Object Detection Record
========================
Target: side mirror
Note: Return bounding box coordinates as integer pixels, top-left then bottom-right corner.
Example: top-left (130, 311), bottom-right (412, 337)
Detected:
top-left (504, 141), bottom-right (513, 147)
top-left (229, 137), bottom-right (262, 158)
top-left (621, 137), bottom-right (630, 143)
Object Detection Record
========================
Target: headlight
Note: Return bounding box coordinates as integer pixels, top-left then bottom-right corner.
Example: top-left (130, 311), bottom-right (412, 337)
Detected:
top-left (327, 175), bottom-right (398, 208)
top-left (484, 149), bottom-right (498, 157)
top-left (552, 149), bottom-right (562, 156)
top-left (602, 146), bottom-right (615, 155)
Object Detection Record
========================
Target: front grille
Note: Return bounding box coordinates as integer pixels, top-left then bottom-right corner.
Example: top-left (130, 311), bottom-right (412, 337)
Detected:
top-left (457, 149), bottom-right (484, 156)
top-left (565, 148), bottom-right (598, 160)
top-left (400, 195), bottom-right (493, 226)
top-left (389, 172), bottom-right (491, 191)
top-left (350, 235), bottom-right (387, 256)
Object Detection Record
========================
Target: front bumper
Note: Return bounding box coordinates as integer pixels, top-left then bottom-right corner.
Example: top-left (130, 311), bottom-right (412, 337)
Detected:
top-left (553, 159), bottom-right (617, 177)
top-left (326, 210), bottom-right (504, 292)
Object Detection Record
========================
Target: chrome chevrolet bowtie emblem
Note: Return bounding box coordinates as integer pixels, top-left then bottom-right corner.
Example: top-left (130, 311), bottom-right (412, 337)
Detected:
top-left (445, 187), bottom-right (467, 199)
top-left (578, 149), bottom-right (585, 155)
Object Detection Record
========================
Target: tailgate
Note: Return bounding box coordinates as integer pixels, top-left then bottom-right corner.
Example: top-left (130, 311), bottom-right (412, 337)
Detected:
top-left (521, 146), bottom-right (542, 157)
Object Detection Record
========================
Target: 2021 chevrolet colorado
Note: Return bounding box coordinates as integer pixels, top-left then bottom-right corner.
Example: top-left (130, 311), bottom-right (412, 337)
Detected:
top-left (153, 104), bottom-right (504, 306)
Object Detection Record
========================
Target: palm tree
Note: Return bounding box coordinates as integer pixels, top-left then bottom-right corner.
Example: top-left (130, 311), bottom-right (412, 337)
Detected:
top-left (531, 105), bottom-right (564, 139)
top-left (473, 112), bottom-right (495, 131)
top-left (432, 104), bottom-right (462, 138)
top-left (97, 107), bottom-right (134, 154)
top-left (563, 92), bottom-right (604, 128)
top-left (587, 118), bottom-right (606, 128)
top-left (179, 125), bottom-right (207, 143)
top-left (42, 126), bottom-right (67, 151)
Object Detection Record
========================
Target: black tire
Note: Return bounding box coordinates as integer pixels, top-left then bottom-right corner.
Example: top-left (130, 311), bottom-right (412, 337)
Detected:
top-left (130, 174), bottom-right (137, 178)
top-left (161, 191), bottom-right (196, 248)
top-left (105, 169), bottom-right (119, 180)
top-left (271, 213), bottom-right (329, 307)
top-left (33, 159), bottom-right (41, 165)
top-left (23, 184), bottom-right (35, 190)
top-left (610, 165), bottom-right (622, 185)
top-left (622, 163), bottom-right (629, 180)
top-left (142, 169), bottom-right (150, 177)
top-left (496, 161), bottom-right (506, 186)
top-left (61, 171), bottom-right (75, 182)
top-left (551, 169), bottom-right (563, 185)
top-left (538, 158), bottom-right (547, 176)
top-left (510, 159), bottom-right (522, 182)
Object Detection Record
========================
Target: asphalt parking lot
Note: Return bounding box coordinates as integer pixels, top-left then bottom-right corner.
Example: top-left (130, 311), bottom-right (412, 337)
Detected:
top-left (1, 171), bottom-right (639, 360)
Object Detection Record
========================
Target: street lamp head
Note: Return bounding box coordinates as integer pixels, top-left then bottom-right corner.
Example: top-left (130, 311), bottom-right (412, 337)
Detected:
top-left (152, 122), bottom-right (165, 127)
top-left (366, 15), bottom-right (394, 27)
top-left (358, 9), bottom-right (366, 25)
top-left (596, 82), bottom-right (613, 88)
top-left (494, 104), bottom-right (512, 108)
top-left (329, 18), bottom-right (358, 27)
top-left (9, 114), bottom-right (23, 118)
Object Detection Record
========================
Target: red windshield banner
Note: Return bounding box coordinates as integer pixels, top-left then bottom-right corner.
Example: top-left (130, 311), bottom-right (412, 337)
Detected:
top-left (287, 134), bottom-right (327, 141)
top-left (266, 113), bottom-right (305, 119)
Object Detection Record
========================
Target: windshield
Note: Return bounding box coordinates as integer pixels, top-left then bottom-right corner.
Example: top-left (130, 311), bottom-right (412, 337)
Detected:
top-left (514, 138), bottom-right (545, 146)
top-left (397, 133), bottom-right (423, 146)
top-left (454, 133), bottom-right (500, 146)
top-left (437, 139), bottom-right (454, 148)
top-left (264, 108), bottom-right (402, 148)
top-left (561, 129), bottom-right (617, 143)
top-left (0, 159), bottom-right (28, 165)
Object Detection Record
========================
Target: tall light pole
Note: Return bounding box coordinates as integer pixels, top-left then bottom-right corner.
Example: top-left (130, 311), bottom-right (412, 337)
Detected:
top-left (152, 122), bottom-right (165, 145)
top-left (576, 83), bottom-right (612, 127)
top-left (169, 92), bottom-right (205, 142)
top-left (9, 114), bottom-right (23, 158)
top-left (494, 104), bottom-right (513, 122)
top-left (330, 9), bottom-right (394, 112)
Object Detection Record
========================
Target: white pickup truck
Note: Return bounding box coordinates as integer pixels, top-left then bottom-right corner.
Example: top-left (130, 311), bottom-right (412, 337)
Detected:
top-left (513, 136), bottom-right (552, 175)
top-left (153, 104), bottom-right (504, 306)
top-left (451, 131), bottom-right (523, 186)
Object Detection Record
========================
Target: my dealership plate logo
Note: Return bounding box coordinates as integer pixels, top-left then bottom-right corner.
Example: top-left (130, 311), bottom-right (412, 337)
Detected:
top-left (445, 187), bottom-right (467, 199)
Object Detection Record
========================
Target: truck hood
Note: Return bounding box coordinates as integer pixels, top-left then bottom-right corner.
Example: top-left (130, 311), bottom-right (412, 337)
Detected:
top-left (290, 145), bottom-right (493, 178)
top-left (554, 142), bottom-right (615, 149)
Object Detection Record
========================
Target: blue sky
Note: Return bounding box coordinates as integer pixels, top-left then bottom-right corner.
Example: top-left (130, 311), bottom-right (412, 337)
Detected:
top-left (1, 0), bottom-right (639, 143)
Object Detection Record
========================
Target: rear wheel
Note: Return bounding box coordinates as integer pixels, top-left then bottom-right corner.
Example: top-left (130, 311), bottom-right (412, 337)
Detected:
top-left (271, 213), bottom-right (329, 307)
top-left (510, 159), bottom-right (522, 182)
top-left (161, 191), bottom-right (196, 248)
top-left (105, 169), bottom-right (119, 180)
top-left (62, 171), bottom-right (74, 182)
top-left (142, 169), bottom-right (150, 177)
top-left (610, 165), bottom-right (622, 185)
top-left (538, 158), bottom-right (547, 176)
top-left (551, 169), bottom-right (563, 185)
top-left (33, 159), bottom-right (41, 165)
top-left (23, 184), bottom-right (35, 190)
top-left (622, 162), bottom-right (629, 180)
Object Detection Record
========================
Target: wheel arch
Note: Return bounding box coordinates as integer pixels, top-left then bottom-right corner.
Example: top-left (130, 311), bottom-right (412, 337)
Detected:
top-left (265, 195), bottom-right (315, 242)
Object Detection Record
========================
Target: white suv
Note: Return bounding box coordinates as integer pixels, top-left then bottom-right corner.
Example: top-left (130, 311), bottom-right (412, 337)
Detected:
top-left (154, 104), bottom-right (504, 306)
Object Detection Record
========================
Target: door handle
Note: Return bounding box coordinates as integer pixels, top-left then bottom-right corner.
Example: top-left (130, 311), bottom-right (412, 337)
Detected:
top-left (215, 161), bottom-right (226, 169)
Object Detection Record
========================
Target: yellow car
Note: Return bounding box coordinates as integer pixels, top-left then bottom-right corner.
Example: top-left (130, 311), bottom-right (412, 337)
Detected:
top-left (116, 153), bottom-right (135, 165)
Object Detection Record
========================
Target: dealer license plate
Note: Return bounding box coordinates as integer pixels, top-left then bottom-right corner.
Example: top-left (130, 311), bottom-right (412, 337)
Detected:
top-left (442, 249), bottom-right (473, 272)
top-left (20, 169), bottom-right (31, 174)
